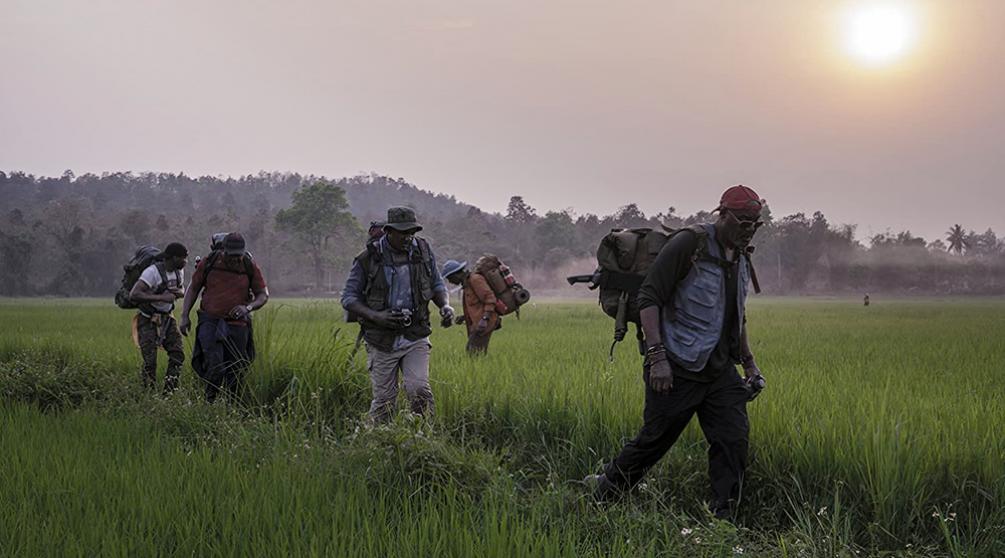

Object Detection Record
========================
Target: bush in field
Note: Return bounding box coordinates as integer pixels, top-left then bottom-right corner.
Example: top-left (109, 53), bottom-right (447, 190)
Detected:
top-left (0, 351), bottom-right (131, 410)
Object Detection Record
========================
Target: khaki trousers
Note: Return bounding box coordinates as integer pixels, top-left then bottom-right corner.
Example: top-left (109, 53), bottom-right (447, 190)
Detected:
top-left (366, 341), bottom-right (434, 423)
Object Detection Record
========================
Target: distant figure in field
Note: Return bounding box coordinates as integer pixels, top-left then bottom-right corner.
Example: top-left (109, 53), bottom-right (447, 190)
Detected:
top-left (586, 185), bottom-right (767, 521)
top-left (864, 293), bottom-right (870, 306)
top-left (442, 260), bottom-right (500, 355)
top-left (128, 242), bottom-right (189, 393)
top-left (179, 233), bottom-right (270, 403)
top-left (341, 207), bottom-right (455, 423)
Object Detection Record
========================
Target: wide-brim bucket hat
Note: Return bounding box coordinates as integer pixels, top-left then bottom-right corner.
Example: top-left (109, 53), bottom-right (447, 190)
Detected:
top-left (441, 259), bottom-right (467, 278)
top-left (383, 206), bottom-right (423, 232)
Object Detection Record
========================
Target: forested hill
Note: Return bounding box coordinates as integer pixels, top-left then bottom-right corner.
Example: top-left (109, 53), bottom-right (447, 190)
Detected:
top-left (1, 170), bottom-right (1003, 297)
top-left (0, 171), bottom-right (475, 226)
top-left (0, 171), bottom-right (481, 296)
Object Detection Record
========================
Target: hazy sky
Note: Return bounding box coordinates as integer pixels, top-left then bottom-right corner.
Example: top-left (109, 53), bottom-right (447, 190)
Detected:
top-left (3, 0), bottom-right (1003, 241)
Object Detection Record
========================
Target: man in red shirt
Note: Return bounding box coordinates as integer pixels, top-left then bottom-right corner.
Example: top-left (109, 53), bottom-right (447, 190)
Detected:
top-left (180, 233), bottom-right (269, 402)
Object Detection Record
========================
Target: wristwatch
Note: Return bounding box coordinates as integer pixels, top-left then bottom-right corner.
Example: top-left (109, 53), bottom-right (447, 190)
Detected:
top-left (245, 305), bottom-right (253, 314)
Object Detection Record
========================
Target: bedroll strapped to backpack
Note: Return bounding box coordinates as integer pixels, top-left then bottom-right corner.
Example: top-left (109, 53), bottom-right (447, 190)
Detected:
top-left (589, 224), bottom-right (761, 361)
top-left (114, 245), bottom-right (167, 310)
top-left (473, 255), bottom-right (531, 316)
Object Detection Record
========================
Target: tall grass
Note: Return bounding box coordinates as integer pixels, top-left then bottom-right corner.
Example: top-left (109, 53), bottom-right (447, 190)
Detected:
top-left (1, 297), bottom-right (1003, 556)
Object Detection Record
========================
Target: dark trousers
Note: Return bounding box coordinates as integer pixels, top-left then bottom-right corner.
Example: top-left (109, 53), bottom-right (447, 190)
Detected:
top-left (465, 317), bottom-right (500, 355)
top-left (195, 320), bottom-right (251, 402)
top-left (604, 366), bottom-right (750, 510)
top-left (466, 330), bottom-right (493, 355)
top-left (137, 314), bottom-right (184, 393)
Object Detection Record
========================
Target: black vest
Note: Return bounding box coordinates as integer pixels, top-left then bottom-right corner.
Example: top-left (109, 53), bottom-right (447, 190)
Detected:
top-left (356, 238), bottom-right (435, 352)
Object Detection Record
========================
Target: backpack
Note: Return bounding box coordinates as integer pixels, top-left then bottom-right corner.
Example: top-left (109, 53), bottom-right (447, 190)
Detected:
top-left (593, 227), bottom-right (673, 356)
top-left (473, 255), bottom-right (531, 316)
top-left (591, 224), bottom-right (761, 359)
top-left (198, 232), bottom-right (256, 284)
top-left (114, 245), bottom-right (167, 309)
top-left (345, 235), bottom-right (384, 324)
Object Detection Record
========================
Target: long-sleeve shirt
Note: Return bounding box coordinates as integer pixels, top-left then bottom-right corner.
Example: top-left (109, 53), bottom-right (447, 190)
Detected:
top-left (462, 272), bottom-right (498, 331)
top-left (340, 236), bottom-right (447, 349)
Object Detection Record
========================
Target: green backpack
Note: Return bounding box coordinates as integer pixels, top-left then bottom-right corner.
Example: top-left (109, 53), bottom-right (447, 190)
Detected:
top-left (579, 224), bottom-right (761, 359)
top-left (594, 226), bottom-right (675, 357)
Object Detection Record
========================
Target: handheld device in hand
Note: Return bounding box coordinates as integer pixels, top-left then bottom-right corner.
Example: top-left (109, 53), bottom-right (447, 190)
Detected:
top-left (746, 374), bottom-right (766, 401)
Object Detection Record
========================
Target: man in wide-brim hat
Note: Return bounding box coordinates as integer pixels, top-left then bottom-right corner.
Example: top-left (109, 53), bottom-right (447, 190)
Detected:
top-left (341, 206), bottom-right (455, 423)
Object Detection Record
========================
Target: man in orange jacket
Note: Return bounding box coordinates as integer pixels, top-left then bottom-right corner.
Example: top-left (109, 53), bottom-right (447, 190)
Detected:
top-left (442, 260), bottom-right (499, 355)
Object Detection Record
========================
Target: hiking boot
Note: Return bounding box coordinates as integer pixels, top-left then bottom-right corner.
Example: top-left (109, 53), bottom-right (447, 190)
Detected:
top-left (710, 499), bottom-right (737, 521)
top-left (583, 473), bottom-right (618, 503)
top-left (163, 376), bottom-right (179, 395)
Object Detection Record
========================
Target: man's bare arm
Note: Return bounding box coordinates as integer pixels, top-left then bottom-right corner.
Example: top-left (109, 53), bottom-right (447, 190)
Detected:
top-left (739, 322), bottom-right (761, 378)
top-left (178, 277), bottom-right (202, 336)
top-left (640, 305), bottom-right (674, 393)
top-left (129, 280), bottom-right (174, 304)
top-left (640, 306), bottom-right (662, 351)
top-left (249, 288), bottom-right (269, 311)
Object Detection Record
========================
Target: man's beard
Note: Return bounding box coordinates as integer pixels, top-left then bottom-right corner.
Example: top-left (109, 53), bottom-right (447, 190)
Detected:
top-left (734, 232), bottom-right (755, 248)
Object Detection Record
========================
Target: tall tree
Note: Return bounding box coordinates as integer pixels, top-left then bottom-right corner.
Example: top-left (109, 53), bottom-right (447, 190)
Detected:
top-left (946, 224), bottom-right (968, 255)
top-left (275, 181), bottom-right (361, 292)
top-left (505, 196), bottom-right (537, 223)
top-left (119, 209), bottom-right (152, 243)
top-left (612, 203), bottom-right (647, 227)
top-left (0, 231), bottom-right (34, 295)
top-left (967, 228), bottom-right (1001, 258)
top-left (535, 210), bottom-right (578, 262)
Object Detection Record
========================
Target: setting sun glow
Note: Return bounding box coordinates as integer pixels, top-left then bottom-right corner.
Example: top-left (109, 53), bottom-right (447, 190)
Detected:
top-left (842, 3), bottom-right (919, 66)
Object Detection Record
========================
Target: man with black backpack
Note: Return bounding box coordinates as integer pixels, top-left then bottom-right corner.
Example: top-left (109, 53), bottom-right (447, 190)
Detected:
top-left (586, 185), bottom-right (767, 520)
top-left (179, 232), bottom-right (269, 403)
top-left (127, 242), bottom-right (189, 393)
top-left (341, 207), bottom-right (455, 423)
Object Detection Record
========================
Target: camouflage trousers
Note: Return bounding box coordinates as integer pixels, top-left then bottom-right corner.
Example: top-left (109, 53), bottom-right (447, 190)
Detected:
top-left (137, 313), bottom-right (184, 393)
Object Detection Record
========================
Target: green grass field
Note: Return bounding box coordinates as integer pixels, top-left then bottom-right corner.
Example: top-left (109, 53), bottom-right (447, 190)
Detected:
top-left (1, 297), bottom-right (1003, 557)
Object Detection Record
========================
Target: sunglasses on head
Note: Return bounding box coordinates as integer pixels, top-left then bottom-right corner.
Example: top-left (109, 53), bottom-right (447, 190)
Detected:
top-left (725, 209), bottom-right (764, 231)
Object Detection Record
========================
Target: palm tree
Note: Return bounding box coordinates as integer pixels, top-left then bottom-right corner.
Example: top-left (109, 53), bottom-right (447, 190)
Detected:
top-left (946, 224), bottom-right (968, 255)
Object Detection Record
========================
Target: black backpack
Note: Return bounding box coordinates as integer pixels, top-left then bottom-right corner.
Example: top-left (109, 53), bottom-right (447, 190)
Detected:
top-left (114, 245), bottom-right (167, 309)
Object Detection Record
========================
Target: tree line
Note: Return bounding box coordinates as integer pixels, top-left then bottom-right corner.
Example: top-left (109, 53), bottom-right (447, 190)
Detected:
top-left (1, 170), bottom-right (1003, 297)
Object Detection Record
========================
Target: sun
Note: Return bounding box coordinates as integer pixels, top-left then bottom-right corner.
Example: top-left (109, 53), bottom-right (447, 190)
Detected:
top-left (842, 3), bottom-right (918, 66)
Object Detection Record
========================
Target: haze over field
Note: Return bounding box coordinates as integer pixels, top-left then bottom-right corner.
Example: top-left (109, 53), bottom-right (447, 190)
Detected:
top-left (2, 0), bottom-right (1004, 241)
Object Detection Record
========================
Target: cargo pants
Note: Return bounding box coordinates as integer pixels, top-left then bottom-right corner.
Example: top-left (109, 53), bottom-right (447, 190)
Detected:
top-left (602, 365), bottom-right (750, 515)
top-left (366, 340), bottom-right (434, 423)
top-left (137, 313), bottom-right (184, 393)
